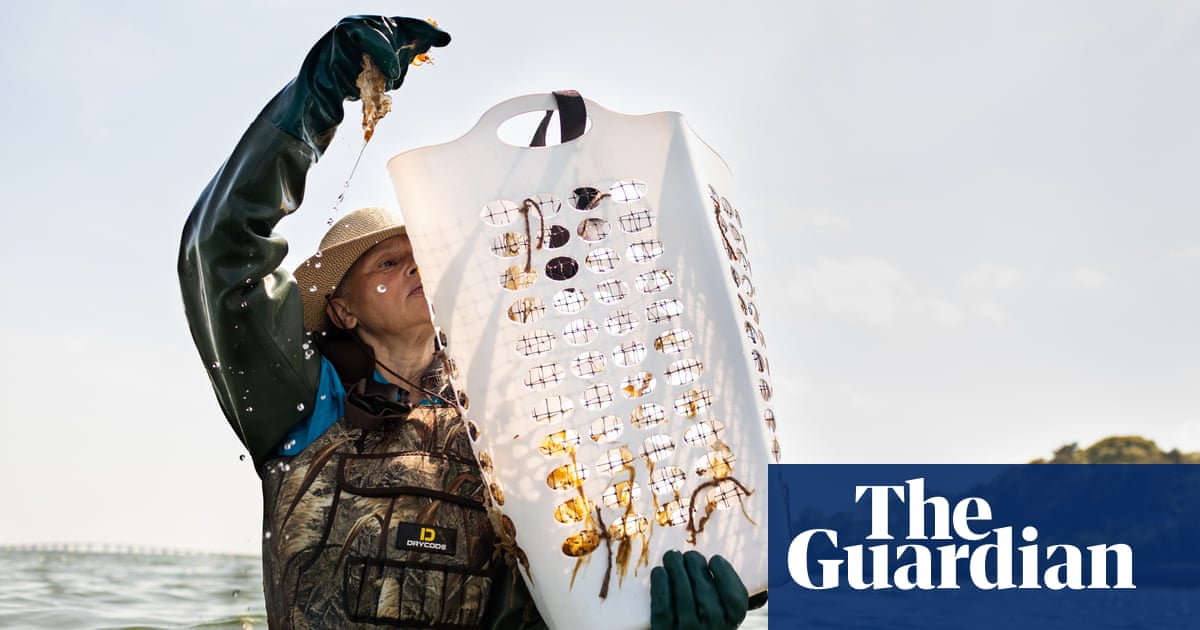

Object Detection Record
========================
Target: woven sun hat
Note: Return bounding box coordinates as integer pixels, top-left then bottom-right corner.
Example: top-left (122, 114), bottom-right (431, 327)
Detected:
top-left (293, 206), bottom-right (408, 332)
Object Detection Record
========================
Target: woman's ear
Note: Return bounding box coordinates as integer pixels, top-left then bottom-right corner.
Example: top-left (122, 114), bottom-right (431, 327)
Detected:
top-left (326, 298), bottom-right (357, 330)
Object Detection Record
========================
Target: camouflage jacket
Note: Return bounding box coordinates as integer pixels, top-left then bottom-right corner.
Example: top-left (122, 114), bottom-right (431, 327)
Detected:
top-left (261, 395), bottom-right (533, 629)
top-left (180, 118), bottom-right (546, 629)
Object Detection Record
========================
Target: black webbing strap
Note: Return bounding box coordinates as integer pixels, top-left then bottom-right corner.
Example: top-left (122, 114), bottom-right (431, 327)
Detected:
top-left (529, 90), bottom-right (587, 147)
top-left (343, 378), bottom-right (411, 431)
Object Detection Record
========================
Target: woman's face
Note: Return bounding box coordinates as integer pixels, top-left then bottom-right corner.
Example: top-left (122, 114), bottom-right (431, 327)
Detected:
top-left (328, 234), bottom-right (433, 338)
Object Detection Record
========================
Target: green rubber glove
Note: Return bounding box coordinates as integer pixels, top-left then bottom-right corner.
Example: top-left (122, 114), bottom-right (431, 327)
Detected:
top-left (260, 15), bottom-right (451, 153)
top-left (650, 550), bottom-right (750, 630)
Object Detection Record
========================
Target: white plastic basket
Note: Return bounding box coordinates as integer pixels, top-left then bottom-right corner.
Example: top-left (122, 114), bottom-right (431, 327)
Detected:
top-left (388, 93), bottom-right (778, 630)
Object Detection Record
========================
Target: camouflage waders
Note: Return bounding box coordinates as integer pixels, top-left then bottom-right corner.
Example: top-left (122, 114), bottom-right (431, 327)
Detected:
top-left (262, 400), bottom-right (497, 629)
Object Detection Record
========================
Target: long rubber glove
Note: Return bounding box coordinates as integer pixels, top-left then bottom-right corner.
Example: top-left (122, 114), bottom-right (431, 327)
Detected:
top-left (179, 16), bottom-right (448, 471)
top-left (261, 15), bottom-right (450, 154)
top-left (651, 551), bottom-right (750, 630)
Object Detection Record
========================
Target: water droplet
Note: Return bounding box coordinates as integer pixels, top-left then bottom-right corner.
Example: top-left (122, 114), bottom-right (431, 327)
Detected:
top-left (210, 361), bottom-right (221, 369)
top-left (304, 350), bottom-right (315, 360)
top-left (319, 394), bottom-right (328, 401)
top-left (327, 217), bottom-right (335, 226)
top-left (263, 531), bottom-right (272, 540)
top-left (282, 464), bottom-right (291, 472)
top-left (376, 284), bottom-right (387, 293)
top-left (239, 301), bottom-right (248, 309)
top-left (244, 406), bottom-right (254, 413)
top-left (314, 251), bottom-right (322, 258)
top-left (309, 285), bottom-right (318, 293)
top-left (238, 454), bottom-right (246, 461)
top-left (302, 342), bottom-right (310, 350)
top-left (314, 262), bottom-right (322, 269)
top-left (296, 403), bottom-right (306, 412)
top-left (232, 589), bottom-right (240, 599)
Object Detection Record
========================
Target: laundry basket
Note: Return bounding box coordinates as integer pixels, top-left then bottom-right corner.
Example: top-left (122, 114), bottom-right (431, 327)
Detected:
top-left (388, 92), bottom-right (779, 630)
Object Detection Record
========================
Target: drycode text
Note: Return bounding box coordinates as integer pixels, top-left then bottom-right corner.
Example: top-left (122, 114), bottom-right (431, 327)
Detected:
top-left (395, 523), bottom-right (456, 556)
top-left (787, 478), bottom-right (1135, 591)
top-left (407, 527), bottom-right (448, 552)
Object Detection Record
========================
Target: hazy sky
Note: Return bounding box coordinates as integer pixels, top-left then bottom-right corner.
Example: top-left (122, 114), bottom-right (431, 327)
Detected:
top-left (1, 1), bottom-right (1196, 554)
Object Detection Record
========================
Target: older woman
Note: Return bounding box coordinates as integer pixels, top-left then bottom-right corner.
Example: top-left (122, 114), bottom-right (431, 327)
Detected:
top-left (179, 15), bottom-right (755, 629)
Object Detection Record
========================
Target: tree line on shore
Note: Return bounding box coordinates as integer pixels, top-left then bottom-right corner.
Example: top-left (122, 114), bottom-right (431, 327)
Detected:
top-left (1030, 435), bottom-right (1200, 464)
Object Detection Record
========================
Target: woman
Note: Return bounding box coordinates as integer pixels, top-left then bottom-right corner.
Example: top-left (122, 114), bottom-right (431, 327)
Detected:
top-left (179, 15), bottom-right (754, 629)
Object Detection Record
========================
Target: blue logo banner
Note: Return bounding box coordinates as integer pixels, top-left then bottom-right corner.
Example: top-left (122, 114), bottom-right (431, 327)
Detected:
top-left (768, 464), bottom-right (1200, 629)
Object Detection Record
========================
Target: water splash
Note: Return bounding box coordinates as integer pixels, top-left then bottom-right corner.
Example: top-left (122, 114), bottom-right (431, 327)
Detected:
top-left (328, 140), bottom-right (370, 223)
top-left (376, 284), bottom-right (388, 293)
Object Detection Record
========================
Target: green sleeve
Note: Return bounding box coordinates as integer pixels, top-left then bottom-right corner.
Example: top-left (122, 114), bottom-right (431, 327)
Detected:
top-left (178, 118), bottom-right (327, 473)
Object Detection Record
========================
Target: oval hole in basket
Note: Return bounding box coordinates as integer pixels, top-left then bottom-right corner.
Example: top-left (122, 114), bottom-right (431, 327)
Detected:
top-left (496, 110), bottom-right (592, 147)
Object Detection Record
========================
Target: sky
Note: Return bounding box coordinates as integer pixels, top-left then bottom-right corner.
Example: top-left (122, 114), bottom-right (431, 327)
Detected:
top-left (0, 1), bottom-right (1197, 555)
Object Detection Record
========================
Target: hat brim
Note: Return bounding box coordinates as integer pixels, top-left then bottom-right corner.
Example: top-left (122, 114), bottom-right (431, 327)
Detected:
top-left (293, 225), bottom-right (409, 333)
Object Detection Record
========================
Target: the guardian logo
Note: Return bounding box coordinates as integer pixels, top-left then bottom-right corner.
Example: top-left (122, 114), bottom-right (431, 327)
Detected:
top-left (788, 478), bottom-right (1135, 591)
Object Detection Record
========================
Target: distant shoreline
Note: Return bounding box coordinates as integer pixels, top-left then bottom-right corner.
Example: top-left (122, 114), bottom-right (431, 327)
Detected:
top-left (0, 542), bottom-right (258, 558)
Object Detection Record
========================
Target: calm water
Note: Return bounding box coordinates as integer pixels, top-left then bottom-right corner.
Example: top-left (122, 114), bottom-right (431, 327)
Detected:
top-left (0, 549), bottom-right (766, 629)
top-left (0, 550), bottom-right (266, 629)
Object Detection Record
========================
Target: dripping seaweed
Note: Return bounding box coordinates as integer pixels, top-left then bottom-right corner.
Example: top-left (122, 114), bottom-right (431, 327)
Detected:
top-left (518, 198), bottom-right (546, 273)
top-left (686, 476), bottom-right (756, 545)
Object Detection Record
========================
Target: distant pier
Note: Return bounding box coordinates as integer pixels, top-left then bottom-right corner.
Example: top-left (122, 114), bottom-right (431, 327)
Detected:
top-left (0, 542), bottom-right (257, 557)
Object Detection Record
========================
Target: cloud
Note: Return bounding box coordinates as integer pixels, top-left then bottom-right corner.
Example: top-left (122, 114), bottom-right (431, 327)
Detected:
top-left (833, 383), bottom-right (873, 409)
top-left (1168, 247), bottom-right (1200, 261)
top-left (964, 263), bottom-right (1023, 289)
top-left (811, 212), bottom-right (854, 229)
top-left (791, 256), bottom-right (964, 326)
top-left (960, 263), bottom-right (1021, 323)
top-left (791, 257), bottom-right (912, 325)
top-left (916, 297), bottom-right (967, 326)
top-left (1067, 267), bottom-right (1109, 288)
top-left (974, 299), bottom-right (1009, 324)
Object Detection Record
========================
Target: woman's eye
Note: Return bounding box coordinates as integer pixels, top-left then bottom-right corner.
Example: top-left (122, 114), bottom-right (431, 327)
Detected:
top-left (379, 260), bottom-right (396, 268)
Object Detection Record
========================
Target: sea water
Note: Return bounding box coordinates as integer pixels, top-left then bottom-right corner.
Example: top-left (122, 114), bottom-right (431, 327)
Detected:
top-left (0, 549), bottom-right (767, 629)
top-left (0, 549), bottom-right (265, 629)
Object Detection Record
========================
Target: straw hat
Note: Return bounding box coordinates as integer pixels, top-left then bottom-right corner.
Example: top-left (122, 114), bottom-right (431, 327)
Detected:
top-left (293, 207), bottom-right (408, 332)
